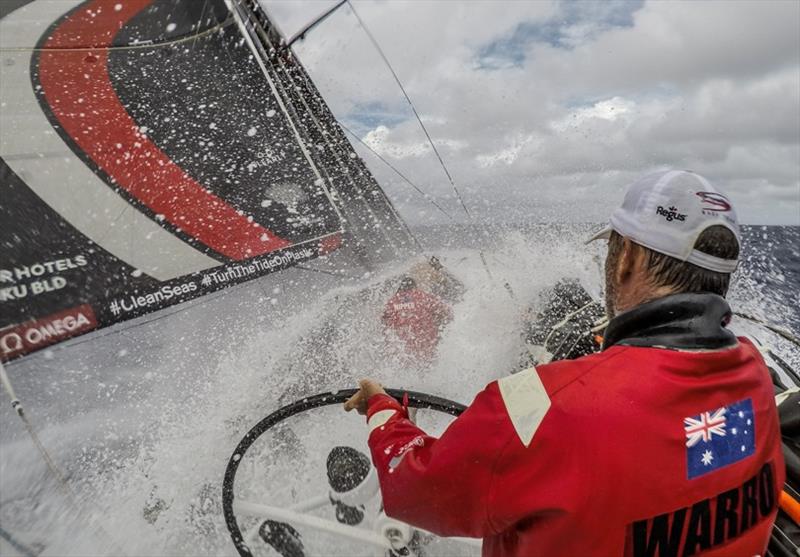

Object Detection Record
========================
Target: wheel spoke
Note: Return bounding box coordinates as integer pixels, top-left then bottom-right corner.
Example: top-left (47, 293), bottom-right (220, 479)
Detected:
top-left (232, 499), bottom-right (391, 549)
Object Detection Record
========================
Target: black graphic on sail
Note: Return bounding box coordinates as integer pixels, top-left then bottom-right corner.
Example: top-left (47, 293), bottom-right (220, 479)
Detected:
top-left (0, 0), bottom-right (414, 362)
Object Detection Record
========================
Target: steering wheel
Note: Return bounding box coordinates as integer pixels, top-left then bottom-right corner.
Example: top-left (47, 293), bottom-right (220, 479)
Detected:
top-left (222, 388), bottom-right (468, 557)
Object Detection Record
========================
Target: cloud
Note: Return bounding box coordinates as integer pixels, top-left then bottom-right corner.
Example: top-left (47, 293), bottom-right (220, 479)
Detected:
top-left (363, 125), bottom-right (466, 159)
top-left (261, 0), bottom-right (800, 225)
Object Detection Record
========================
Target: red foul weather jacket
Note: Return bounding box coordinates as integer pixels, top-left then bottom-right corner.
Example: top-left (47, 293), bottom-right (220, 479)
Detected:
top-left (365, 293), bottom-right (785, 557)
top-left (382, 288), bottom-right (453, 360)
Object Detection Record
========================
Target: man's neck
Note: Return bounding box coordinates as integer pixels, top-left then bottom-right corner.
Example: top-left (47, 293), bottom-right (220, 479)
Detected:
top-left (614, 285), bottom-right (676, 316)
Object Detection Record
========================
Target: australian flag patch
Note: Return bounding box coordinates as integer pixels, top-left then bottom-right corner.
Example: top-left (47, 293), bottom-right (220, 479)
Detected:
top-left (684, 398), bottom-right (755, 480)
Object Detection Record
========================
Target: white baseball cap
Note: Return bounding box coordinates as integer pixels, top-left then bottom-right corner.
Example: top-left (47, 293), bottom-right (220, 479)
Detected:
top-left (587, 170), bottom-right (740, 273)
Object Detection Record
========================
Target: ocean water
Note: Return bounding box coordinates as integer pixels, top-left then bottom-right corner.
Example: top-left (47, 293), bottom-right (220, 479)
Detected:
top-left (733, 225), bottom-right (800, 331)
top-left (0, 223), bottom-right (797, 556)
top-left (415, 223), bottom-right (800, 330)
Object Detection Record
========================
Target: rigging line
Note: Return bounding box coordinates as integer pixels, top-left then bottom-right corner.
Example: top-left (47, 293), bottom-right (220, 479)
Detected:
top-left (277, 58), bottom-right (426, 254)
top-left (262, 1), bottom-right (443, 249)
top-left (295, 264), bottom-right (359, 279)
top-left (285, 0), bottom-right (348, 49)
top-left (226, 0), bottom-right (346, 226)
top-left (266, 46), bottom-right (417, 254)
top-left (346, 1), bottom-right (473, 220)
top-left (0, 18), bottom-right (234, 53)
top-left (217, 3), bottom-right (392, 264)
top-left (0, 526), bottom-right (37, 557)
top-left (224, 3), bottom-right (409, 259)
top-left (285, 75), bottom-right (427, 253)
top-left (0, 361), bottom-right (128, 555)
top-left (346, 2), bottom-right (513, 295)
top-left (0, 362), bottom-right (74, 501)
top-left (192, 0), bottom-right (212, 52)
top-left (247, 4), bottom-right (420, 256)
top-left (207, 2), bottom-right (354, 267)
top-left (95, 204), bottom-right (130, 247)
top-left (338, 122), bottom-right (455, 221)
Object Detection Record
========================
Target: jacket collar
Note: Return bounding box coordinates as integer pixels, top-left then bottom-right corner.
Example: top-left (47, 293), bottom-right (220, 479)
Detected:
top-left (603, 292), bottom-right (737, 351)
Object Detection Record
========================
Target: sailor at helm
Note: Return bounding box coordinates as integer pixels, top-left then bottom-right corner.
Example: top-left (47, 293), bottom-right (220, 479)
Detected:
top-left (346, 170), bottom-right (785, 557)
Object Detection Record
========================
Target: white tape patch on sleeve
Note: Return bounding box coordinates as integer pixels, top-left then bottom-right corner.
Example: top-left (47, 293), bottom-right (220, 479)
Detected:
top-left (368, 409), bottom-right (398, 433)
top-left (497, 366), bottom-right (551, 448)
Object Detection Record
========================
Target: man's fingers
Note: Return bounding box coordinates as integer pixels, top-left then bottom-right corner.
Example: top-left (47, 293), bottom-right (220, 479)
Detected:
top-left (344, 379), bottom-right (387, 414)
top-left (343, 391), bottom-right (363, 412)
top-left (360, 379), bottom-right (384, 398)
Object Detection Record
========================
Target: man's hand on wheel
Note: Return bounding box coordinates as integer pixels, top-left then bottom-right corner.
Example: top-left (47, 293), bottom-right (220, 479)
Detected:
top-left (344, 379), bottom-right (386, 415)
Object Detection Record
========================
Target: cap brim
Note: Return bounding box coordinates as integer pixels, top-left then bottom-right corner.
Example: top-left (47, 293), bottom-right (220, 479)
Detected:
top-left (584, 225), bottom-right (612, 245)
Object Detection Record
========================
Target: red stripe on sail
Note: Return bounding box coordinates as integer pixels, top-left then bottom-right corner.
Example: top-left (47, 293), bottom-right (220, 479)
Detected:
top-left (36, 0), bottom-right (292, 260)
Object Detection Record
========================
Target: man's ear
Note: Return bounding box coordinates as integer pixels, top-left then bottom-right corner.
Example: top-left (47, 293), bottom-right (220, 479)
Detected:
top-left (614, 237), bottom-right (635, 286)
top-left (630, 240), bottom-right (650, 275)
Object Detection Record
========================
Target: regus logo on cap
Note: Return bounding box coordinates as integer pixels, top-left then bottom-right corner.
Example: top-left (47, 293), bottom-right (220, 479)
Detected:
top-left (655, 206), bottom-right (687, 222)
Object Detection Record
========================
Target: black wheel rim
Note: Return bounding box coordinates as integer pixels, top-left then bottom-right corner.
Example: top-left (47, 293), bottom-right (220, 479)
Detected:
top-left (222, 388), bottom-right (466, 556)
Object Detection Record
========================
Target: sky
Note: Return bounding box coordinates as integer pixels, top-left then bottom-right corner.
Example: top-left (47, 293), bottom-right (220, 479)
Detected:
top-left (260, 0), bottom-right (800, 226)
